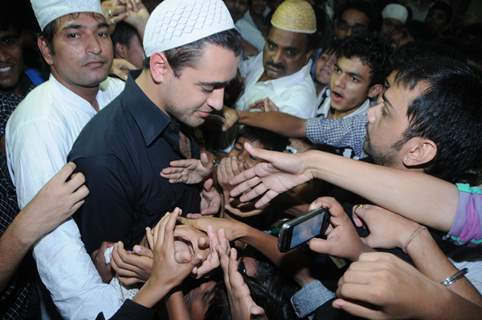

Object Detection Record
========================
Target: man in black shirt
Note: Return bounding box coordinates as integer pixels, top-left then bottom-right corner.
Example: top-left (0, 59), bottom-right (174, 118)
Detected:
top-left (69, 0), bottom-right (242, 254)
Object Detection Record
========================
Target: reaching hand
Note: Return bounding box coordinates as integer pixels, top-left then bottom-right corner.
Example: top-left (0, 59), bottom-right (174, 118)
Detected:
top-left (111, 58), bottom-right (136, 81)
top-left (200, 178), bottom-right (222, 215)
top-left (222, 107), bottom-right (239, 131)
top-left (308, 197), bottom-right (371, 261)
top-left (111, 242), bottom-right (153, 286)
top-left (161, 152), bottom-right (213, 184)
top-left (102, 0), bottom-right (129, 25)
top-left (334, 252), bottom-right (442, 319)
top-left (246, 98), bottom-right (279, 112)
top-left (191, 226), bottom-right (222, 279)
top-left (178, 216), bottom-right (246, 242)
top-left (20, 162), bottom-right (89, 242)
top-left (216, 232), bottom-right (267, 320)
top-left (122, 0), bottom-right (149, 37)
top-left (230, 143), bottom-right (313, 208)
top-left (133, 208), bottom-right (203, 308)
top-left (352, 204), bottom-right (421, 250)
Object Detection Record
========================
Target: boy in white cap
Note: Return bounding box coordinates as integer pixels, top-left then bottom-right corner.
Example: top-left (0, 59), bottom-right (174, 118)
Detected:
top-left (235, 0), bottom-right (319, 119)
top-left (68, 0), bottom-right (240, 313)
top-left (5, 0), bottom-right (127, 318)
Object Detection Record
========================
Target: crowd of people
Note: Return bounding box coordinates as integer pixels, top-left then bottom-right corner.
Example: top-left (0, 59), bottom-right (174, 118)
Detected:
top-left (0, 0), bottom-right (481, 319)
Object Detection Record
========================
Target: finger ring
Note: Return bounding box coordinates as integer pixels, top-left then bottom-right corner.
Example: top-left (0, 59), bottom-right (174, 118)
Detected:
top-left (353, 204), bottom-right (364, 215)
top-left (108, 9), bottom-right (113, 17)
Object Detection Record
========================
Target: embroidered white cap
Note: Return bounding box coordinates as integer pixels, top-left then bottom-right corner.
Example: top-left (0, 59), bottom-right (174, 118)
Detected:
top-left (382, 3), bottom-right (409, 24)
top-left (31, 0), bottom-right (103, 31)
top-left (271, 0), bottom-right (317, 34)
top-left (143, 0), bottom-right (235, 57)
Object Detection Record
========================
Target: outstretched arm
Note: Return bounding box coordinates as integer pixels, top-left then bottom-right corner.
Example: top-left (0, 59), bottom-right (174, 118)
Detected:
top-left (0, 163), bottom-right (88, 292)
top-left (223, 106), bottom-right (306, 138)
top-left (231, 144), bottom-right (458, 231)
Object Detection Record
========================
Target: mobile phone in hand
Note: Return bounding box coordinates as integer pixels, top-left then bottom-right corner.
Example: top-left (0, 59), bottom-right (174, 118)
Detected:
top-left (278, 208), bottom-right (330, 252)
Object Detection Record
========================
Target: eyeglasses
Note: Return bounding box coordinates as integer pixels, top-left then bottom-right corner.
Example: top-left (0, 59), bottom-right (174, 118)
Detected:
top-left (336, 20), bottom-right (369, 35)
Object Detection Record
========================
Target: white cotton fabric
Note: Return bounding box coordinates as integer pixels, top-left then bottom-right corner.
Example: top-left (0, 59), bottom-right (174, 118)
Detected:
top-left (6, 75), bottom-right (125, 320)
top-left (31, 0), bottom-right (103, 30)
top-left (143, 0), bottom-right (235, 56)
top-left (236, 52), bottom-right (318, 119)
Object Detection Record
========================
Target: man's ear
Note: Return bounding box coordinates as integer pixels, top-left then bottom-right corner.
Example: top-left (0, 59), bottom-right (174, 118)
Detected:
top-left (114, 43), bottom-right (129, 60)
top-left (149, 52), bottom-right (171, 84)
top-left (37, 36), bottom-right (54, 65)
top-left (367, 84), bottom-right (384, 99)
top-left (401, 137), bottom-right (437, 168)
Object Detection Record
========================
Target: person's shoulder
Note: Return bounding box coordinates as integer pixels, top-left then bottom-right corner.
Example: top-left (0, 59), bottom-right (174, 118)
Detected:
top-left (8, 81), bottom-right (56, 125)
top-left (100, 77), bottom-right (125, 98)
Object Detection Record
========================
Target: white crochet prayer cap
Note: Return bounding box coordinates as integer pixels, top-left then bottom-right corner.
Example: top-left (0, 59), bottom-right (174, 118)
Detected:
top-left (382, 3), bottom-right (409, 24)
top-left (143, 0), bottom-right (235, 57)
top-left (31, 0), bottom-right (103, 31)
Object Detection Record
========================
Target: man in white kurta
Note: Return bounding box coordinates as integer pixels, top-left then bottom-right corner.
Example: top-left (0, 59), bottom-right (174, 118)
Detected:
top-left (236, 52), bottom-right (318, 118)
top-left (5, 1), bottom-right (125, 318)
top-left (234, 0), bottom-right (319, 119)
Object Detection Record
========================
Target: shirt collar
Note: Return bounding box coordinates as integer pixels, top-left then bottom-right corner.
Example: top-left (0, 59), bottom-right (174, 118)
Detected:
top-left (123, 70), bottom-right (171, 146)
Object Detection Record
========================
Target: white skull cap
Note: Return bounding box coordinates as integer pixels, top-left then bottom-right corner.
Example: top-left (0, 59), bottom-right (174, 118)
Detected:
top-left (31, 0), bottom-right (103, 31)
top-left (382, 3), bottom-right (409, 24)
top-left (143, 0), bottom-right (235, 57)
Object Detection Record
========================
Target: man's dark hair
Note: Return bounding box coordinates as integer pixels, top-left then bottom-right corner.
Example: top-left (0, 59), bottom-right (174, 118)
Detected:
top-left (205, 256), bottom-right (298, 320)
top-left (428, 1), bottom-right (453, 23)
top-left (238, 126), bottom-right (289, 152)
top-left (394, 57), bottom-right (482, 182)
top-left (111, 21), bottom-right (140, 47)
top-left (39, 12), bottom-right (107, 54)
top-left (336, 34), bottom-right (392, 86)
top-left (334, 0), bottom-right (381, 32)
top-left (143, 29), bottom-right (242, 76)
top-left (0, 8), bottom-right (22, 34)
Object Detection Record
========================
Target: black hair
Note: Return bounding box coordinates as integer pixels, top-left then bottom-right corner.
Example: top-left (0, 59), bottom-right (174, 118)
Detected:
top-left (238, 126), bottom-right (289, 152)
top-left (205, 256), bottom-right (298, 320)
top-left (143, 28), bottom-right (242, 76)
top-left (40, 12), bottom-right (107, 54)
top-left (334, 0), bottom-right (381, 32)
top-left (427, 1), bottom-right (453, 23)
top-left (0, 2), bottom-right (35, 34)
top-left (391, 41), bottom-right (466, 67)
top-left (394, 57), bottom-right (482, 182)
top-left (111, 21), bottom-right (140, 47)
top-left (335, 34), bottom-right (392, 86)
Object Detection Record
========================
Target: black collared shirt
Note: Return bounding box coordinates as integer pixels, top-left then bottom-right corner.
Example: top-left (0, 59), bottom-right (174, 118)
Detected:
top-left (69, 71), bottom-right (201, 253)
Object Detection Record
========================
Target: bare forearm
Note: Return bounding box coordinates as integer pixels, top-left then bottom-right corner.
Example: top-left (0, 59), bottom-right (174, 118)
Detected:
top-left (0, 214), bottom-right (35, 291)
top-left (239, 224), bottom-right (285, 266)
top-left (303, 151), bottom-right (457, 231)
top-left (133, 279), bottom-right (172, 309)
top-left (238, 111), bottom-right (305, 138)
top-left (166, 289), bottom-right (190, 320)
top-left (407, 229), bottom-right (482, 306)
top-left (424, 285), bottom-right (482, 319)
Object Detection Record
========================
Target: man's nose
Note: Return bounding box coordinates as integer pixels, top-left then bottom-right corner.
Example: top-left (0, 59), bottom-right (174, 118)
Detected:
top-left (207, 88), bottom-right (225, 111)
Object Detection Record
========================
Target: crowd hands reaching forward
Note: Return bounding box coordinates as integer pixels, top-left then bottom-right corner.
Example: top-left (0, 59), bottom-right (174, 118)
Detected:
top-left (147, 132), bottom-right (482, 319)
top-left (3, 0), bottom-right (482, 319)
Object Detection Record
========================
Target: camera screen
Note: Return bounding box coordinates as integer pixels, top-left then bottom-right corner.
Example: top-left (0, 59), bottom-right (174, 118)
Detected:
top-left (290, 213), bottom-right (325, 248)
